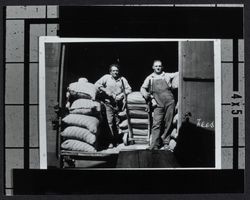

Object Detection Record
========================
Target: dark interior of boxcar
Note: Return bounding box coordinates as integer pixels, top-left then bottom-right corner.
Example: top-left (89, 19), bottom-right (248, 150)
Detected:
top-left (62, 42), bottom-right (178, 92)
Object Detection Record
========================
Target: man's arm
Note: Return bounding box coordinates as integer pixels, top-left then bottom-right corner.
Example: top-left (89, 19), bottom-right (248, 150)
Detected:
top-left (168, 72), bottom-right (179, 79)
top-left (95, 75), bottom-right (113, 97)
top-left (94, 75), bottom-right (105, 89)
top-left (166, 72), bottom-right (179, 89)
top-left (140, 76), bottom-right (151, 100)
top-left (122, 77), bottom-right (132, 95)
top-left (116, 77), bottom-right (132, 101)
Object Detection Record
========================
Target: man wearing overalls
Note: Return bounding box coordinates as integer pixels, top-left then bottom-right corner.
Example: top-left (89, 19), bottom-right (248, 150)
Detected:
top-left (140, 60), bottom-right (178, 150)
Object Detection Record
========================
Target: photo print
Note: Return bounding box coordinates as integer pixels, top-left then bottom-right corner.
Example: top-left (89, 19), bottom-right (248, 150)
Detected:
top-left (39, 37), bottom-right (221, 169)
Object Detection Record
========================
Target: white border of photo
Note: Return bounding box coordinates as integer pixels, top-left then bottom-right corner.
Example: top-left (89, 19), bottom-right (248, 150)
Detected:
top-left (39, 37), bottom-right (221, 170)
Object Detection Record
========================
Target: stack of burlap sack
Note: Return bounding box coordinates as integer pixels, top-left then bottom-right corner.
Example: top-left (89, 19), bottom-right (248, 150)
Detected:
top-left (119, 92), bottom-right (149, 140)
top-left (168, 102), bottom-right (178, 151)
top-left (60, 78), bottom-right (101, 153)
top-left (168, 73), bottom-right (179, 151)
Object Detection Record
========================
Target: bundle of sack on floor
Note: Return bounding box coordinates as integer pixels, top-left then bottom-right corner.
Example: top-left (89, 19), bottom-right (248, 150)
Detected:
top-left (168, 73), bottom-right (179, 151)
top-left (60, 78), bottom-right (101, 153)
top-left (119, 91), bottom-right (149, 141)
top-left (167, 102), bottom-right (178, 151)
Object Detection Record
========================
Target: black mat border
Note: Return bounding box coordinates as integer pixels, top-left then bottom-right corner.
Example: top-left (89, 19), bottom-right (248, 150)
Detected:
top-left (0, 0), bottom-right (249, 200)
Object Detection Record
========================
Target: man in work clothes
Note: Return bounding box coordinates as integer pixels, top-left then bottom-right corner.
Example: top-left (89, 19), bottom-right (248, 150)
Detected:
top-left (95, 63), bottom-right (132, 147)
top-left (140, 60), bottom-right (178, 150)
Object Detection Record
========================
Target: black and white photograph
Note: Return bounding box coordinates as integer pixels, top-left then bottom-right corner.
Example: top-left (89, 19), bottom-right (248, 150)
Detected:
top-left (39, 38), bottom-right (221, 169)
top-left (1, 4), bottom-right (246, 196)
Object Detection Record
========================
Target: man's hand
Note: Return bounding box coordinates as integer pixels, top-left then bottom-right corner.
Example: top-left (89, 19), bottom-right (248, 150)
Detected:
top-left (106, 90), bottom-right (116, 100)
top-left (115, 93), bottom-right (124, 101)
top-left (143, 92), bottom-right (151, 101)
top-left (105, 90), bottom-right (112, 97)
top-left (151, 98), bottom-right (158, 108)
top-left (100, 87), bottom-right (112, 97)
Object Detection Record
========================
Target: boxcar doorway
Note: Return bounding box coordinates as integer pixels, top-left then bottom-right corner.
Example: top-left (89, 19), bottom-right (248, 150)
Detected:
top-left (62, 42), bottom-right (178, 91)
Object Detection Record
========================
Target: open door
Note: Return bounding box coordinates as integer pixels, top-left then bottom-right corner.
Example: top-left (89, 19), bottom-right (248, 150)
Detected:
top-left (176, 41), bottom-right (216, 167)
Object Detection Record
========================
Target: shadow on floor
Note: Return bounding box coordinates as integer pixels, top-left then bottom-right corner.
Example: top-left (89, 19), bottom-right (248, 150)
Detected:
top-left (174, 121), bottom-right (215, 168)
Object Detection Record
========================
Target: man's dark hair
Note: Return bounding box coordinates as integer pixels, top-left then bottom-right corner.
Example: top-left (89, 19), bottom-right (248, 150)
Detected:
top-left (109, 63), bottom-right (120, 72)
top-left (153, 59), bottom-right (162, 64)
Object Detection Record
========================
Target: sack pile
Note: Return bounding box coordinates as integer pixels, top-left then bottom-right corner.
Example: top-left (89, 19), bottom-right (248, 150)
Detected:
top-left (168, 102), bottom-right (179, 151)
top-left (61, 78), bottom-right (101, 152)
top-left (67, 78), bottom-right (97, 100)
top-left (119, 92), bottom-right (149, 140)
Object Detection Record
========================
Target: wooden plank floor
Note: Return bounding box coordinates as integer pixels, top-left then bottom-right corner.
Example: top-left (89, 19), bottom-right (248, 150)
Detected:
top-left (116, 150), bottom-right (180, 168)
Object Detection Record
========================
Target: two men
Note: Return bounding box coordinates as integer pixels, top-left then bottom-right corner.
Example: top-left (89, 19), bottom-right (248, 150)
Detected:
top-left (95, 64), bottom-right (132, 147)
top-left (95, 60), bottom-right (177, 150)
top-left (140, 60), bottom-right (178, 150)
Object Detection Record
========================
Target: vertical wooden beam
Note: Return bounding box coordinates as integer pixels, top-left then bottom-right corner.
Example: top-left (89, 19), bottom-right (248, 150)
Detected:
top-left (23, 21), bottom-right (30, 169)
top-left (2, 6), bottom-right (7, 193)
